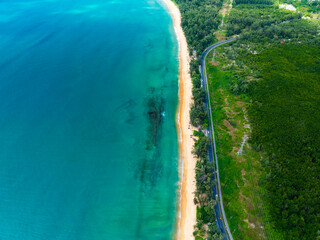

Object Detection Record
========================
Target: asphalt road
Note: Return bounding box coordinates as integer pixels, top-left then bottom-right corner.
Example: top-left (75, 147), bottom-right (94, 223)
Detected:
top-left (200, 37), bottom-right (237, 240)
top-left (198, 20), bottom-right (291, 240)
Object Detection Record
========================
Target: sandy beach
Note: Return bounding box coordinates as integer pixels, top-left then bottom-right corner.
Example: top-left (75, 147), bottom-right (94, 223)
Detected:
top-left (162, 0), bottom-right (197, 239)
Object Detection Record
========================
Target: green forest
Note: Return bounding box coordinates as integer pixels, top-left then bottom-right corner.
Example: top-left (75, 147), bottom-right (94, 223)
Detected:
top-left (175, 0), bottom-right (222, 55)
top-left (174, 0), bottom-right (226, 239)
top-left (175, 0), bottom-right (320, 238)
top-left (279, 0), bottom-right (320, 13)
top-left (247, 45), bottom-right (320, 240)
top-left (208, 18), bottom-right (320, 240)
top-left (226, 6), bottom-right (301, 36)
top-left (191, 77), bottom-right (225, 240)
top-left (233, 0), bottom-right (273, 5)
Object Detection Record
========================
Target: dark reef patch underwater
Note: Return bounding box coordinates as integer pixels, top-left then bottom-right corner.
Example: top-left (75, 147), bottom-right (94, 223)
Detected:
top-left (135, 88), bottom-right (165, 193)
top-left (0, 0), bottom-right (179, 239)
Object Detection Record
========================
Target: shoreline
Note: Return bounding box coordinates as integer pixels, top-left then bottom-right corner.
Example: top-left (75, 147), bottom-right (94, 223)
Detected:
top-left (161, 0), bottom-right (197, 239)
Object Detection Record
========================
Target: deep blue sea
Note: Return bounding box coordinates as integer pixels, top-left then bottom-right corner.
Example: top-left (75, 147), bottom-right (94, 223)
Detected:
top-left (0, 0), bottom-right (179, 239)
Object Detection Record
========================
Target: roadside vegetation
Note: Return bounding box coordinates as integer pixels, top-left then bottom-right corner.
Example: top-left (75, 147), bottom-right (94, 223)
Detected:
top-left (190, 69), bottom-right (225, 240)
top-left (206, 54), bottom-right (268, 240)
top-left (175, 0), bottom-right (223, 56)
top-left (207, 12), bottom-right (320, 240)
top-left (175, 0), bottom-right (320, 238)
top-left (174, 0), bottom-right (227, 239)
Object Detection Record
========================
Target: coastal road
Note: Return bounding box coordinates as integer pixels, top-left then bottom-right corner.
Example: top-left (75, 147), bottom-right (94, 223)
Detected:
top-left (200, 37), bottom-right (237, 240)
top-left (199, 20), bottom-right (291, 240)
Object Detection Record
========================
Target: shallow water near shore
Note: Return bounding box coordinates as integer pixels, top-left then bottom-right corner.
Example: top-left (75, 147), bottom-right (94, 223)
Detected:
top-left (0, 0), bottom-right (179, 239)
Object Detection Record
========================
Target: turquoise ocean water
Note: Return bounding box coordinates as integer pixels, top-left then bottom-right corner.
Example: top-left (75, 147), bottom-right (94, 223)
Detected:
top-left (0, 0), bottom-right (179, 239)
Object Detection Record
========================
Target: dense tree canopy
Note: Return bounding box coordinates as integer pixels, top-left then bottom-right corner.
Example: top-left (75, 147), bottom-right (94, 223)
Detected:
top-left (247, 45), bottom-right (320, 240)
top-left (176, 0), bottom-right (222, 55)
top-left (176, 0), bottom-right (320, 238)
top-left (234, 0), bottom-right (273, 5)
top-left (174, 0), bottom-right (225, 238)
top-left (226, 6), bottom-right (301, 36)
top-left (210, 14), bottom-right (320, 239)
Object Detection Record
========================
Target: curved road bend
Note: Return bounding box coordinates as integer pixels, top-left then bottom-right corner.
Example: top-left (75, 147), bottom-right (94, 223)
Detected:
top-left (200, 37), bottom-right (237, 240)
top-left (199, 21), bottom-right (290, 240)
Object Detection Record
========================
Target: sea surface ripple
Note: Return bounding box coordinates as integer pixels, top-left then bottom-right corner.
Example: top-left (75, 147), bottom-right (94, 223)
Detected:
top-left (0, 0), bottom-right (179, 239)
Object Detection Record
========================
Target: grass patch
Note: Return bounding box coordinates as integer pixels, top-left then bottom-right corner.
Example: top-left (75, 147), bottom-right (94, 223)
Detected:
top-left (206, 46), bottom-right (273, 240)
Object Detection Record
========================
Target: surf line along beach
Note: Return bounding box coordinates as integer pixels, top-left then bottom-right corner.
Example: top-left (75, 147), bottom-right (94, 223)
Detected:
top-left (162, 0), bottom-right (197, 239)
